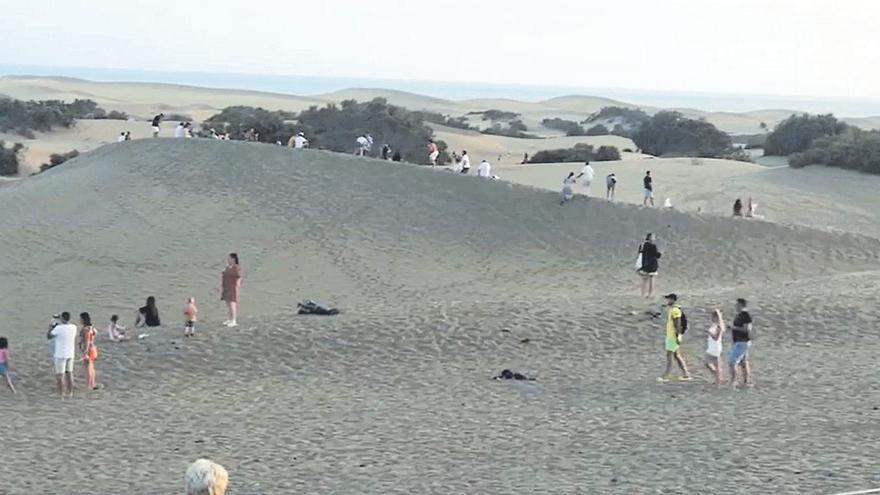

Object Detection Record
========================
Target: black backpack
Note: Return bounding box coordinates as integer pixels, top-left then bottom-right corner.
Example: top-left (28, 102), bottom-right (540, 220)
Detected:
top-left (679, 310), bottom-right (688, 334)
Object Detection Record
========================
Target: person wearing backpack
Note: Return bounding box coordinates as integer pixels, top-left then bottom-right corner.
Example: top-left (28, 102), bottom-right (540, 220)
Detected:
top-left (660, 293), bottom-right (690, 381)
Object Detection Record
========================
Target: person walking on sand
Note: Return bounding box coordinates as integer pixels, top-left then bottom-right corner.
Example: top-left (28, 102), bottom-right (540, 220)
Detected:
top-left (221, 253), bottom-right (242, 327)
top-left (107, 315), bottom-right (129, 341)
top-left (660, 293), bottom-right (690, 381)
top-left (729, 298), bottom-right (754, 387)
top-left (184, 297), bottom-right (198, 337)
top-left (576, 161), bottom-right (595, 196)
top-left (606, 173), bottom-right (617, 201)
top-left (47, 312), bottom-right (77, 398)
top-left (427, 139), bottom-right (440, 166)
top-left (0, 337), bottom-right (17, 393)
top-left (637, 233), bottom-right (661, 298)
top-left (459, 150), bottom-right (471, 174)
top-left (705, 308), bottom-right (725, 385)
top-left (561, 172), bottom-right (576, 204)
top-left (643, 170), bottom-right (654, 207)
top-left (151, 113), bottom-right (164, 138)
top-left (79, 312), bottom-right (98, 390)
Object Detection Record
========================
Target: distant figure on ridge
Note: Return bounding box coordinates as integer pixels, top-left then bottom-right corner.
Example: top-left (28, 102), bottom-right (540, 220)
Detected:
top-left (427, 139), bottom-right (440, 166)
top-left (124, 131), bottom-right (132, 141)
top-left (356, 134), bottom-right (371, 156)
top-left (381, 144), bottom-right (392, 160)
top-left (606, 173), bottom-right (617, 201)
top-left (561, 172), bottom-right (576, 204)
top-left (392, 150), bottom-right (402, 162)
top-left (117, 132), bottom-right (126, 143)
top-left (477, 159), bottom-right (492, 178)
top-left (576, 161), bottom-right (595, 196)
top-left (733, 198), bottom-right (743, 216)
top-left (175, 122), bottom-right (186, 138)
top-left (151, 113), bottom-right (164, 138)
top-left (746, 197), bottom-right (758, 218)
top-left (643, 170), bottom-right (654, 207)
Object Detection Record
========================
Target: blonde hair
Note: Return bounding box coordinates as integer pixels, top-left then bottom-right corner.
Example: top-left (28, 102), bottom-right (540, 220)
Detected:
top-left (185, 459), bottom-right (228, 495)
top-left (710, 308), bottom-right (725, 332)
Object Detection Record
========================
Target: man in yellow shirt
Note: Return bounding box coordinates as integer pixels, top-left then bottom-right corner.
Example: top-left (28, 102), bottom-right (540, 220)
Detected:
top-left (662, 293), bottom-right (690, 381)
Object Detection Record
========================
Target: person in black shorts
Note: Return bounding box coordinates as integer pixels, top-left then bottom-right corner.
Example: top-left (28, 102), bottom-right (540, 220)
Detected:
top-left (643, 171), bottom-right (654, 207)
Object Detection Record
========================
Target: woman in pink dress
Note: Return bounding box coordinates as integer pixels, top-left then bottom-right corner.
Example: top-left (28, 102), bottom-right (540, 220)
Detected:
top-left (221, 253), bottom-right (242, 327)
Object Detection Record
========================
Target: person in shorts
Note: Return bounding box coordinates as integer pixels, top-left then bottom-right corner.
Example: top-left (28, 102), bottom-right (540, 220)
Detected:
top-left (661, 293), bottom-right (690, 381)
top-left (605, 173), bottom-right (617, 201)
top-left (643, 170), bottom-right (654, 207)
top-left (183, 297), bottom-right (198, 337)
top-left (729, 298), bottom-right (754, 387)
top-left (151, 113), bottom-right (164, 138)
top-left (47, 312), bottom-right (78, 398)
top-left (427, 140), bottom-right (440, 166)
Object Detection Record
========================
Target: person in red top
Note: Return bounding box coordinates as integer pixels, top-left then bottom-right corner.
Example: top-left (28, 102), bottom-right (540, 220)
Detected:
top-left (427, 140), bottom-right (439, 166)
top-left (221, 253), bottom-right (242, 327)
top-left (79, 312), bottom-right (99, 390)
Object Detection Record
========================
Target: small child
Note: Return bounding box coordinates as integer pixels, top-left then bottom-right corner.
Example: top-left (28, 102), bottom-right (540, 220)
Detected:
top-left (0, 337), bottom-right (17, 394)
top-left (107, 315), bottom-right (129, 342)
top-left (183, 297), bottom-right (198, 337)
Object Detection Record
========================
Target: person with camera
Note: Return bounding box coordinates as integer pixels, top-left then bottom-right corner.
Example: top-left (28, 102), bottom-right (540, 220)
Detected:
top-left (47, 312), bottom-right (78, 398)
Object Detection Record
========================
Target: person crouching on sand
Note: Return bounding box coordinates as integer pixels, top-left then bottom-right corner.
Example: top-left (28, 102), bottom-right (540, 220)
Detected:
top-left (561, 172), bottom-right (576, 204)
top-left (184, 297), bottom-right (198, 337)
top-left (705, 308), bottom-right (725, 385)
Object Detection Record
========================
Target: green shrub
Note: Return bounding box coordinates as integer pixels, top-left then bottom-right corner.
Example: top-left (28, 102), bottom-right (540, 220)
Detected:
top-left (763, 113), bottom-right (848, 156)
top-left (610, 124), bottom-right (631, 138)
top-left (164, 113), bottom-right (193, 122)
top-left (39, 149), bottom-right (79, 172)
top-left (585, 124), bottom-right (610, 136)
top-left (542, 118), bottom-right (585, 136)
top-left (467, 109), bottom-right (520, 121)
top-left (481, 119), bottom-right (539, 139)
top-left (632, 111), bottom-right (733, 158)
top-left (586, 106), bottom-right (650, 125)
top-left (0, 97), bottom-right (126, 136)
top-left (202, 106), bottom-right (296, 143)
top-left (788, 128), bottom-right (880, 173)
top-left (413, 111), bottom-right (475, 130)
top-left (105, 110), bottom-right (129, 120)
top-left (529, 143), bottom-right (620, 163)
top-left (0, 141), bottom-right (24, 176)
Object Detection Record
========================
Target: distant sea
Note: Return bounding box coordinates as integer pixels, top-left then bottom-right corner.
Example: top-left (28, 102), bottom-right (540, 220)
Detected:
top-left (3, 64), bottom-right (880, 117)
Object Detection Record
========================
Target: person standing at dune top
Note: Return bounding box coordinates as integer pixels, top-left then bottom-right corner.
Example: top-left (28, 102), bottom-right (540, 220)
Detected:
top-left (221, 253), bottom-right (242, 327)
top-left (459, 150), bottom-right (471, 174)
top-left (117, 132), bottom-right (126, 143)
top-left (47, 312), bottom-right (77, 398)
top-left (637, 233), bottom-right (661, 298)
top-left (151, 113), bottom-right (164, 138)
top-left (427, 139), bottom-right (440, 166)
top-left (606, 173), bottom-right (617, 201)
top-left (576, 161), bottom-right (595, 196)
top-left (643, 171), bottom-right (654, 207)
top-left (356, 134), bottom-right (369, 156)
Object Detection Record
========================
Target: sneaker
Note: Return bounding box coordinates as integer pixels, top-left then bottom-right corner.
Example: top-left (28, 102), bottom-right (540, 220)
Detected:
top-left (227, 321), bottom-right (238, 328)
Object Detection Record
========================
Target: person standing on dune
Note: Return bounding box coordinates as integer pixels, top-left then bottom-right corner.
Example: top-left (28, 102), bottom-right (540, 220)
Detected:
top-left (427, 139), bottom-right (439, 166)
top-left (643, 171), bottom-right (654, 207)
top-left (221, 253), bottom-right (242, 327)
top-left (459, 150), bottom-right (471, 174)
top-left (151, 113), bottom-right (164, 138)
top-left (561, 172), bottom-right (576, 204)
top-left (576, 161), bottom-right (595, 196)
top-left (637, 233), bottom-right (661, 298)
top-left (606, 173), bottom-right (617, 201)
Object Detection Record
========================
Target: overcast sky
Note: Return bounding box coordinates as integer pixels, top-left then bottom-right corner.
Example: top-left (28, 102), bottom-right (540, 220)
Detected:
top-left (3, 0), bottom-right (879, 99)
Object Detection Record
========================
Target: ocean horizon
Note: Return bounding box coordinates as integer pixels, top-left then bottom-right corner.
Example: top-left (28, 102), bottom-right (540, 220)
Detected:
top-left (3, 64), bottom-right (880, 117)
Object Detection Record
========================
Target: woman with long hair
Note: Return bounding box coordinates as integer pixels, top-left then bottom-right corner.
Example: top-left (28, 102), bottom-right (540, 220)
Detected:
top-left (135, 296), bottom-right (161, 327)
top-left (637, 233), bottom-right (661, 298)
top-left (221, 253), bottom-right (242, 327)
top-left (79, 312), bottom-right (99, 390)
top-left (705, 308), bottom-right (725, 385)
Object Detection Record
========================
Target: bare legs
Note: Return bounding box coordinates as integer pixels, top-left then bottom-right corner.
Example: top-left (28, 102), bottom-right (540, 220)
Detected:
top-left (57, 371), bottom-right (74, 398)
top-left (225, 302), bottom-right (238, 327)
top-left (728, 360), bottom-right (752, 387)
top-left (85, 360), bottom-right (96, 389)
top-left (705, 355), bottom-right (722, 385)
top-left (640, 275), bottom-right (655, 298)
top-left (2, 372), bottom-right (14, 393)
top-left (664, 350), bottom-right (690, 378)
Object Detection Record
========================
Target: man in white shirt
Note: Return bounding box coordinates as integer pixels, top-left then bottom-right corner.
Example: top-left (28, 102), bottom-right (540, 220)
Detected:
top-left (174, 122), bottom-right (186, 138)
top-left (294, 132), bottom-right (309, 149)
top-left (47, 312), bottom-right (78, 398)
top-left (576, 161), bottom-right (595, 196)
top-left (477, 159), bottom-right (491, 178)
top-left (459, 150), bottom-right (471, 174)
top-left (356, 135), bottom-right (369, 156)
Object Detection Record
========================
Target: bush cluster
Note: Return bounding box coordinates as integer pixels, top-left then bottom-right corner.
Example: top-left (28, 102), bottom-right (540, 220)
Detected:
top-left (40, 149), bottom-right (80, 173)
top-left (529, 143), bottom-right (621, 163)
top-left (0, 97), bottom-right (127, 138)
top-left (632, 111), bottom-right (734, 158)
top-left (789, 128), bottom-right (880, 174)
top-left (413, 111), bottom-right (475, 131)
top-left (763, 113), bottom-right (848, 156)
top-left (0, 141), bottom-right (24, 176)
top-left (201, 106), bottom-right (295, 143)
top-left (585, 124), bottom-right (610, 136)
top-left (586, 106), bottom-right (650, 125)
top-left (467, 109), bottom-right (520, 121)
top-left (541, 118), bottom-right (585, 136)
top-left (481, 119), bottom-right (538, 139)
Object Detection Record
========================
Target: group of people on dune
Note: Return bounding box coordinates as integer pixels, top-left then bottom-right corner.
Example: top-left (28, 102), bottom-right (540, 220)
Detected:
top-left (0, 254), bottom-right (242, 398)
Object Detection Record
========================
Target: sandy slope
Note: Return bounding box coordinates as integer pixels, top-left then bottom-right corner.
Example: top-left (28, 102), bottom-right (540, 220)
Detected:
top-left (0, 140), bottom-right (878, 494)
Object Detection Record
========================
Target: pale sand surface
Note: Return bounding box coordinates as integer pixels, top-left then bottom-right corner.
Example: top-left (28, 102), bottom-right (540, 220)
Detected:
top-left (0, 139), bottom-right (879, 494)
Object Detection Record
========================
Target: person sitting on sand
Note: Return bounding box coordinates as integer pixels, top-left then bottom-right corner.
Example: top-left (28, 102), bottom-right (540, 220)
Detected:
top-left (184, 297), bottom-right (198, 337)
top-left (637, 233), bottom-right (661, 298)
top-left (493, 369), bottom-right (536, 381)
top-left (661, 293), bottom-right (690, 381)
top-left (561, 172), bottom-right (576, 204)
top-left (107, 315), bottom-right (129, 341)
top-left (477, 159), bottom-right (492, 178)
top-left (135, 296), bottom-right (161, 328)
top-left (705, 308), bottom-right (725, 385)
top-left (124, 131), bottom-right (131, 141)
top-left (392, 150), bottom-right (402, 162)
top-left (733, 198), bottom-right (743, 216)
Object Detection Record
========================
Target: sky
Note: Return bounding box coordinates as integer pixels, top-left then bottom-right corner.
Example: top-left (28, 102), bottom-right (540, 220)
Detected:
top-left (3, 0), bottom-right (880, 100)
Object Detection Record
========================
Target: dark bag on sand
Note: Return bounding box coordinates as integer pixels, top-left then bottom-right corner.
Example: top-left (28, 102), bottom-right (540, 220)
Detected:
top-left (297, 299), bottom-right (340, 316)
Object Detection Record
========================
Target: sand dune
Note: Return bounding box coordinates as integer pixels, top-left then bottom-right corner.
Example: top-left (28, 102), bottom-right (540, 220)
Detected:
top-left (1, 140), bottom-right (879, 493)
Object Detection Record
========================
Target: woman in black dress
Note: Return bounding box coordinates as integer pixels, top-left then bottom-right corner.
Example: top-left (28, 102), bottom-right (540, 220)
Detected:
top-left (637, 233), bottom-right (662, 298)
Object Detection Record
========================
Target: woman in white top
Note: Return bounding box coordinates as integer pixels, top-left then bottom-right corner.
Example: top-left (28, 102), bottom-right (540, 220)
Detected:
top-left (561, 172), bottom-right (576, 204)
top-left (704, 308), bottom-right (725, 385)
